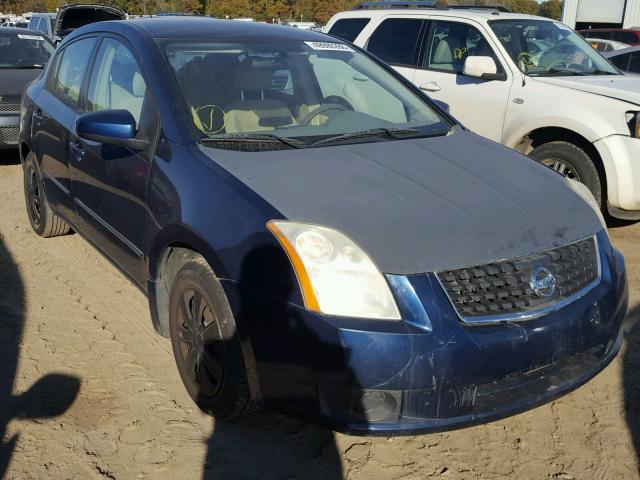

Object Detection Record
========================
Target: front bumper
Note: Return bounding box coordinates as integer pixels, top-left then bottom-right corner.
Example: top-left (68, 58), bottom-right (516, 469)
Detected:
top-left (594, 134), bottom-right (640, 217)
top-left (0, 113), bottom-right (20, 149)
top-left (224, 232), bottom-right (628, 435)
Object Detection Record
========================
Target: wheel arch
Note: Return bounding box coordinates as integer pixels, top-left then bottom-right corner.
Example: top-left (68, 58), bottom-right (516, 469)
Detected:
top-left (512, 126), bottom-right (607, 202)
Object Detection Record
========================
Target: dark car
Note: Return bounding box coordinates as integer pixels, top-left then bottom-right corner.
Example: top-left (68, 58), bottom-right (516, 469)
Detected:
top-left (579, 28), bottom-right (640, 46)
top-left (0, 28), bottom-right (54, 149)
top-left (20, 18), bottom-right (628, 434)
top-left (604, 45), bottom-right (640, 74)
top-left (53, 4), bottom-right (125, 43)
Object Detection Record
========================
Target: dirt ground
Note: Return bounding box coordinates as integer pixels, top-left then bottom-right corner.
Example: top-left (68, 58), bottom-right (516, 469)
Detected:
top-left (0, 151), bottom-right (639, 480)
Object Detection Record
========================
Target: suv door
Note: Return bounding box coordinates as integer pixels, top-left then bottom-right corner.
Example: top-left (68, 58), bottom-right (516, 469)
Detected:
top-left (71, 36), bottom-right (158, 283)
top-left (33, 36), bottom-right (97, 223)
top-left (365, 17), bottom-right (426, 82)
top-left (413, 19), bottom-right (512, 142)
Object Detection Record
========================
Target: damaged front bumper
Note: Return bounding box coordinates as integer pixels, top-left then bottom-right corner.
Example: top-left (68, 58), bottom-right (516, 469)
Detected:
top-left (225, 231), bottom-right (628, 435)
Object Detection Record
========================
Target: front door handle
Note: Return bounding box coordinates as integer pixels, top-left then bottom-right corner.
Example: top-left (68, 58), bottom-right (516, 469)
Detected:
top-left (420, 82), bottom-right (441, 93)
top-left (69, 139), bottom-right (84, 160)
top-left (33, 109), bottom-right (43, 120)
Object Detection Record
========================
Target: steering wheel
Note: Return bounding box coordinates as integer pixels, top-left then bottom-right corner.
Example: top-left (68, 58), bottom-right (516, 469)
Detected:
top-left (300, 103), bottom-right (349, 126)
top-left (546, 59), bottom-right (570, 71)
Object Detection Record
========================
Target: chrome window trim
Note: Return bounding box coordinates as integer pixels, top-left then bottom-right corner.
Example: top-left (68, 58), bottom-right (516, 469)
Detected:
top-left (435, 235), bottom-right (602, 326)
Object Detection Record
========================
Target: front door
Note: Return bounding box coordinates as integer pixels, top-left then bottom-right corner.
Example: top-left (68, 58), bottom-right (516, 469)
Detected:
top-left (412, 19), bottom-right (513, 143)
top-left (70, 36), bottom-right (158, 284)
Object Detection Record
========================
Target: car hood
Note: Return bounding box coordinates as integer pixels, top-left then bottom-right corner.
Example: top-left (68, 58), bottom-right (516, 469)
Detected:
top-left (534, 75), bottom-right (640, 106)
top-left (0, 69), bottom-right (41, 98)
top-left (54, 4), bottom-right (125, 39)
top-left (200, 132), bottom-right (603, 274)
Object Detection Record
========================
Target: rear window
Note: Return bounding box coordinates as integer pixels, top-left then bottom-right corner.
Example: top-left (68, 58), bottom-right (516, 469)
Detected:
top-left (367, 18), bottom-right (423, 66)
top-left (328, 18), bottom-right (370, 43)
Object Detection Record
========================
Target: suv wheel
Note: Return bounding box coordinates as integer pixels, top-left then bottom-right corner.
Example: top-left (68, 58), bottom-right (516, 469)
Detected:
top-left (23, 153), bottom-right (71, 238)
top-left (529, 141), bottom-right (602, 209)
top-left (168, 256), bottom-right (255, 419)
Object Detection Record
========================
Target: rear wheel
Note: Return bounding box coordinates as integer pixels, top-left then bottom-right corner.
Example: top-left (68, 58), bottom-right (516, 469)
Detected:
top-left (168, 256), bottom-right (255, 419)
top-left (23, 153), bottom-right (70, 238)
top-left (529, 141), bottom-right (603, 209)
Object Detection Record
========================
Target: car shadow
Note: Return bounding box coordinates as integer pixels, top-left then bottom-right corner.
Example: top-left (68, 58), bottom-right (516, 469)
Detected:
top-left (0, 150), bottom-right (20, 166)
top-left (200, 244), bottom-right (368, 479)
top-left (624, 303), bottom-right (640, 468)
top-left (0, 158), bottom-right (80, 478)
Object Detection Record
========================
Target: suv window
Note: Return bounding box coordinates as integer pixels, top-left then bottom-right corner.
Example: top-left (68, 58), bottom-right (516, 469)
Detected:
top-left (424, 20), bottom-right (500, 74)
top-left (629, 52), bottom-right (640, 73)
top-left (618, 32), bottom-right (638, 44)
top-left (87, 38), bottom-right (148, 126)
top-left (328, 18), bottom-right (370, 43)
top-left (367, 18), bottom-right (423, 66)
top-left (51, 37), bottom-right (97, 105)
top-left (610, 52), bottom-right (631, 70)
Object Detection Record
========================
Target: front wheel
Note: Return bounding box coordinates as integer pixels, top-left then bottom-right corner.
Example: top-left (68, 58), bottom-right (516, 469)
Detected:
top-left (529, 141), bottom-right (603, 209)
top-left (168, 256), bottom-right (255, 419)
top-left (23, 153), bottom-right (70, 238)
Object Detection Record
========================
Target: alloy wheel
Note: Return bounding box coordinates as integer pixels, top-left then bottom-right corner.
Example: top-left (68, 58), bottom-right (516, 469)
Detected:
top-left (542, 157), bottom-right (581, 181)
top-left (27, 168), bottom-right (42, 227)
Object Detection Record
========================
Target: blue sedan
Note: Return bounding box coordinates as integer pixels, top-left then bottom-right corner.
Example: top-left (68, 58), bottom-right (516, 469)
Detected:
top-left (20, 17), bottom-right (627, 434)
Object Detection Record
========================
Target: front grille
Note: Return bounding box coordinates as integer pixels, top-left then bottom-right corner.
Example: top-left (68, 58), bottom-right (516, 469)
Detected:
top-left (0, 103), bottom-right (20, 113)
top-left (0, 126), bottom-right (19, 145)
top-left (437, 237), bottom-right (599, 322)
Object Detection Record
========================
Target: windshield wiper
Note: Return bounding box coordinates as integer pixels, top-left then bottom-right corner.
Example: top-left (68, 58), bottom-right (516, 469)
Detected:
top-left (200, 133), bottom-right (306, 149)
top-left (546, 68), bottom-right (588, 76)
top-left (311, 127), bottom-right (436, 147)
top-left (12, 64), bottom-right (44, 69)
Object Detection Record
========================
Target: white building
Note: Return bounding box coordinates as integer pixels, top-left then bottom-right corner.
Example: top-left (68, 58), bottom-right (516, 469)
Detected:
top-left (562, 0), bottom-right (640, 29)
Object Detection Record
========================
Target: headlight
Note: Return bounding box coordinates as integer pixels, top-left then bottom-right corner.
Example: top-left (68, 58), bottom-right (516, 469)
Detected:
top-left (267, 221), bottom-right (401, 320)
top-left (564, 177), bottom-right (607, 230)
top-left (626, 111), bottom-right (640, 138)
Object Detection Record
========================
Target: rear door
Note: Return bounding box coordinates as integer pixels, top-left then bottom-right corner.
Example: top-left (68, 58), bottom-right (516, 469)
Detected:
top-left (70, 36), bottom-right (158, 283)
top-left (412, 18), bottom-right (513, 142)
top-left (365, 16), bottom-right (426, 82)
top-left (32, 36), bottom-right (97, 222)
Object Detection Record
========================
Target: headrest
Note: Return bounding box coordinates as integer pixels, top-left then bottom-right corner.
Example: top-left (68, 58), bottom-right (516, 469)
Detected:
top-left (132, 71), bottom-right (146, 98)
top-left (235, 58), bottom-right (274, 92)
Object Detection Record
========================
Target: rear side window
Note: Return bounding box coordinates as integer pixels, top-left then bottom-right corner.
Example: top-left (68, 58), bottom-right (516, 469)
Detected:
top-left (50, 37), bottom-right (97, 105)
top-left (328, 18), bottom-right (370, 43)
top-left (616, 32), bottom-right (638, 44)
top-left (367, 18), bottom-right (423, 66)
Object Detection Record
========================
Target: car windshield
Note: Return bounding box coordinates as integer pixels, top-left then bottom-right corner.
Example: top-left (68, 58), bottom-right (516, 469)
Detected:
top-left (0, 31), bottom-right (53, 69)
top-left (489, 19), bottom-right (619, 77)
top-left (161, 39), bottom-right (451, 149)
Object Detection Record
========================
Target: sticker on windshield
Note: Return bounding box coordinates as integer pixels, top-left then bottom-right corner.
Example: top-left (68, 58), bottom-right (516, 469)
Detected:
top-left (17, 34), bottom-right (44, 40)
top-left (304, 41), bottom-right (353, 52)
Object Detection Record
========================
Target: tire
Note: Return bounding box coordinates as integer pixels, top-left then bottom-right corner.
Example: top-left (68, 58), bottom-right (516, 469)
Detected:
top-left (23, 153), bottom-right (70, 238)
top-left (529, 141), bottom-right (603, 209)
top-left (168, 256), bottom-right (255, 419)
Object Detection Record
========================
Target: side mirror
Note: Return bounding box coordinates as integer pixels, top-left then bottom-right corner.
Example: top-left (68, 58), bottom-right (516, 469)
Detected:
top-left (76, 109), bottom-right (148, 150)
top-left (463, 56), bottom-right (504, 80)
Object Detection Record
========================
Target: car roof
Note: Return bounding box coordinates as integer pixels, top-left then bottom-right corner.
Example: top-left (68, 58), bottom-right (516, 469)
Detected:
top-left (329, 8), bottom-right (550, 23)
top-left (0, 26), bottom-right (47, 35)
top-left (73, 16), bottom-right (332, 41)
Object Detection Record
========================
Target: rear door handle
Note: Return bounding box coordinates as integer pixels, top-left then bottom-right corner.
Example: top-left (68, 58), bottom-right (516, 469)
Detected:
top-left (69, 139), bottom-right (84, 160)
top-left (420, 82), bottom-right (441, 93)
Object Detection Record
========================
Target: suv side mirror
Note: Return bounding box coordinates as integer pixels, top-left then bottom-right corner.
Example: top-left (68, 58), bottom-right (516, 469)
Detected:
top-left (463, 56), bottom-right (504, 80)
top-left (77, 109), bottom-right (149, 150)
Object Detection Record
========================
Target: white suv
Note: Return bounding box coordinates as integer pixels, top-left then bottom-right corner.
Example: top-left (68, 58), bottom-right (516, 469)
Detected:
top-left (325, 3), bottom-right (640, 220)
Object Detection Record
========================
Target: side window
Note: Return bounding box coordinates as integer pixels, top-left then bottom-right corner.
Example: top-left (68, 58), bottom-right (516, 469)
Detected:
top-left (367, 18), bottom-right (423, 66)
top-left (86, 38), bottom-right (148, 127)
top-left (609, 53), bottom-right (630, 70)
top-left (328, 18), bottom-right (370, 43)
top-left (628, 53), bottom-right (640, 73)
top-left (423, 20), bottom-right (500, 74)
top-left (37, 18), bottom-right (48, 34)
top-left (51, 37), bottom-right (97, 105)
